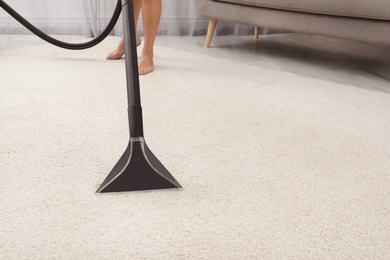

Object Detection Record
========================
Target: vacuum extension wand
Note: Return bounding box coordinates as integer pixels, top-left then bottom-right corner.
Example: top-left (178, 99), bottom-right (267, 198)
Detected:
top-left (1, 0), bottom-right (181, 192)
top-left (96, 0), bottom-right (182, 192)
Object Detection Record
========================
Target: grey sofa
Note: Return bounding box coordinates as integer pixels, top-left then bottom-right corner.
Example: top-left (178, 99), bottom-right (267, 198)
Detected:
top-left (192, 0), bottom-right (390, 47)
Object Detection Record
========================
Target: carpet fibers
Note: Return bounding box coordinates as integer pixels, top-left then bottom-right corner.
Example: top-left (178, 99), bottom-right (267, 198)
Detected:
top-left (1, 36), bottom-right (390, 259)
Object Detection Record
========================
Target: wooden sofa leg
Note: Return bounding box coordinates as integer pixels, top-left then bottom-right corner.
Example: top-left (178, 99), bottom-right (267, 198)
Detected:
top-left (205, 19), bottom-right (217, 47)
top-left (254, 26), bottom-right (260, 39)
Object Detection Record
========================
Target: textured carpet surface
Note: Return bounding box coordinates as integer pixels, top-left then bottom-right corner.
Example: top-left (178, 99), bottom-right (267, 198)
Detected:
top-left (1, 36), bottom-right (390, 259)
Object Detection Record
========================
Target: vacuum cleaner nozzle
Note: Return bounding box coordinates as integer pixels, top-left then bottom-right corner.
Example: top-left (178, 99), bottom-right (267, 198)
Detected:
top-left (96, 137), bottom-right (181, 193)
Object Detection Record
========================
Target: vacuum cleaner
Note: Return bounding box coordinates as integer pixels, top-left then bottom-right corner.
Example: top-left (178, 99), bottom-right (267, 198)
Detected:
top-left (0, 0), bottom-right (182, 193)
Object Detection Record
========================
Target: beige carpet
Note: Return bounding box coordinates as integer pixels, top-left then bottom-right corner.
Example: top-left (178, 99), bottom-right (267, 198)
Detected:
top-left (1, 36), bottom-right (389, 259)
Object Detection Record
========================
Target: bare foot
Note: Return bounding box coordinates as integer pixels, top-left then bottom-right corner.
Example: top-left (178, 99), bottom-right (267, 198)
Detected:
top-left (138, 55), bottom-right (154, 75)
top-left (106, 49), bottom-right (125, 60)
top-left (106, 34), bottom-right (142, 60)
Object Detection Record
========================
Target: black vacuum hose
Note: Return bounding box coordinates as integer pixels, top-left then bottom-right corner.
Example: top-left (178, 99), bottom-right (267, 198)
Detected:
top-left (0, 0), bottom-right (122, 50)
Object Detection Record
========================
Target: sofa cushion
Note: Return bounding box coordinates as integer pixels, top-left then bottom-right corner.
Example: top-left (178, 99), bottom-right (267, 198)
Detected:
top-left (217, 0), bottom-right (390, 20)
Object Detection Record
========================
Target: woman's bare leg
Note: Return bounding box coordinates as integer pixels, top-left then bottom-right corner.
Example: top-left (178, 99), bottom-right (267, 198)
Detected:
top-left (106, 0), bottom-right (142, 60)
top-left (138, 0), bottom-right (161, 74)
